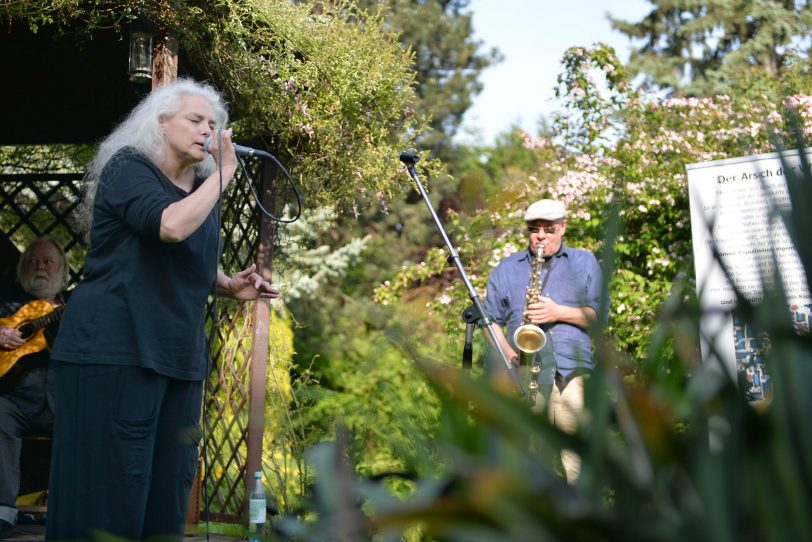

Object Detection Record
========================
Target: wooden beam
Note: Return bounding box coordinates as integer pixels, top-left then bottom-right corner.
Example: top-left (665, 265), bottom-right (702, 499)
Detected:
top-left (244, 160), bottom-right (278, 515)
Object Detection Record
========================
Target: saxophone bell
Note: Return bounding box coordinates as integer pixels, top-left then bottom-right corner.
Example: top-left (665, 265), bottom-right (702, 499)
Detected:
top-left (513, 324), bottom-right (547, 365)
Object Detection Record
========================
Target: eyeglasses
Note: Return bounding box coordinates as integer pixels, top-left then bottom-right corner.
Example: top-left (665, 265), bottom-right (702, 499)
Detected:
top-left (527, 225), bottom-right (557, 234)
top-left (26, 257), bottom-right (58, 267)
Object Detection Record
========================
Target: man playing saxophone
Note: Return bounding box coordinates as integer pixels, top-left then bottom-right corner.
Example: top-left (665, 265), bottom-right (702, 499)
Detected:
top-left (483, 198), bottom-right (606, 483)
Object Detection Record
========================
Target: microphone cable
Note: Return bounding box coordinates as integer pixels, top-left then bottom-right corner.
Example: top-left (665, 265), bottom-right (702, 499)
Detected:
top-left (201, 130), bottom-right (300, 541)
top-left (204, 130), bottom-right (303, 224)
top-left (235, 148), bottom-right (302, 224)
top-left (201, 128), bottom-right (226, 542)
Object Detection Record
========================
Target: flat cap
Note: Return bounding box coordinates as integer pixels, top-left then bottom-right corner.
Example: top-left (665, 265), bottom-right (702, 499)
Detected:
top-left (524, 199), bottom-right (567, 222)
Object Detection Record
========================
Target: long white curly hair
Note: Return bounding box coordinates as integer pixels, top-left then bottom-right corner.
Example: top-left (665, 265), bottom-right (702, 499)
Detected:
top-left (79, 78), bottom-right (229, 232)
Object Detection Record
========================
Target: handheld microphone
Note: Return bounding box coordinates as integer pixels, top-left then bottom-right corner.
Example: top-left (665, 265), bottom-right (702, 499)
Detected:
top-left (204, 135), bottom-right (266, 158)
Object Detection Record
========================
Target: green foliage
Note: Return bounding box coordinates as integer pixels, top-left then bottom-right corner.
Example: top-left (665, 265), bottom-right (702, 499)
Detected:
top-left (0, 145), bottom-right (92, 273)
top-left (274, 205), bottom-right (371, 301)
top-left (262, 304), bottom-right (314, 515)
top-left (0, 144), bottom-right (94, 175)
top-left (610, 0), bottom-right (812, 97)
top-left (176, 0), bottom-right (424, 209)
top-left (291, 294), bottom-right (445, 485)
top-left (553, 43), bottom-right (632, 153)
top-left (274, 185), bottom-right (461, 489)
top-left (377, 44), bottom-right (812, 371)
top-left (271, 150), bottom-right (812, 541)
top-left (356, 0), bottom-right (502, 158)
top-left (2, 0), bottom-right (427, 212)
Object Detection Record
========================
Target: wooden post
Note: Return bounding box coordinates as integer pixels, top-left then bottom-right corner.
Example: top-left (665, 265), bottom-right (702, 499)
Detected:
top-left (184, 457), bottom-right (202, 534)
top-left (152, 33), bottom-right (178, 89)
top-left (244, 159), bottom-right (277, 514)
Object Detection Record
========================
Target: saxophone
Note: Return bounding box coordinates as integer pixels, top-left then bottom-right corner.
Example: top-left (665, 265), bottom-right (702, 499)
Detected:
top-left (513, 242), bottom-right (547, 405)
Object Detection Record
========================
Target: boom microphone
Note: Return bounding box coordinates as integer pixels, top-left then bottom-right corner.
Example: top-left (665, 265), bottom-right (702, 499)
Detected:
top-left (204, 135), bottom-right (266, 158)
top-left (399, 150), bottom-right (419, 165)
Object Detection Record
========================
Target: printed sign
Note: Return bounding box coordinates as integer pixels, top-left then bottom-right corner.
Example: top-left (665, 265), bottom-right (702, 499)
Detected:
top-left (686, 149), bottom-right (812, 401)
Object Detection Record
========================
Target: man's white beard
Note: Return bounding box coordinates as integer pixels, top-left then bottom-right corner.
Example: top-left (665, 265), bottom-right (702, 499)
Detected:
top-left (20, 274), bottom-right (62, 299)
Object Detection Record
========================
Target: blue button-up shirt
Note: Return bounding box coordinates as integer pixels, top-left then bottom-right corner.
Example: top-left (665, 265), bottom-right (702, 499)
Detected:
top-left (483, 243), bottom-right (605, 378)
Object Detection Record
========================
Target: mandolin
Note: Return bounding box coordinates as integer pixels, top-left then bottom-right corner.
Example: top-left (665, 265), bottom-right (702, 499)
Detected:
top-left (0, 299), bottom-right (64, 380)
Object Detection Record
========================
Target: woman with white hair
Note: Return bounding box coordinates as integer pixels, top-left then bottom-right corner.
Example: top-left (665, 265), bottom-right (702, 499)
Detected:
top-left (48, 79), bottom-right (279, 541)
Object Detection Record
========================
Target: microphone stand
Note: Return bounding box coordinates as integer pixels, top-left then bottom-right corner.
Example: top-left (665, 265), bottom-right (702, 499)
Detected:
top-left (399, 151), bottom-right (525, 398)
top-left (462, 322), bottom-right (474, 372)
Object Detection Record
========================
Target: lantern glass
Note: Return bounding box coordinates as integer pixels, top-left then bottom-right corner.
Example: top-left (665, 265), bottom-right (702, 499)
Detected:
top-left (128, 31), bottom-right (153, 82)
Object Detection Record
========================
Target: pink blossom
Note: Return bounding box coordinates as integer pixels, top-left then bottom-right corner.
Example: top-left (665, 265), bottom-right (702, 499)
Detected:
top-left (376, 191), bottom-right (389, 215)
top-left (521, 131), bottom-right (551, 151)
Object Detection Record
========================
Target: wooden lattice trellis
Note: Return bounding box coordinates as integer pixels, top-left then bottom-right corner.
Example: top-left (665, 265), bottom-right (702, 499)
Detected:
top-left (0, 173), bottom-right (85, 286)
top-left (201, 158), bottom-right (275, 522)
top-left (0, 157), bottom-right (274, 524)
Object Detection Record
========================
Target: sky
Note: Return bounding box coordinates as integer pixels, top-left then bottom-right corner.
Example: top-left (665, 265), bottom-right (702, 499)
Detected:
top-left (456, 0), bottom-right (652, 145)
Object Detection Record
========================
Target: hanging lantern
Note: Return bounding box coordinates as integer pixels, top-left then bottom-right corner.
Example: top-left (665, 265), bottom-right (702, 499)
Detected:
top-left (128, 30), bottom-right (153, 83)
